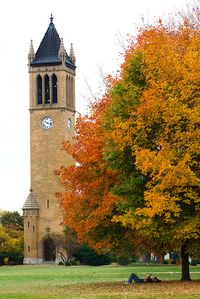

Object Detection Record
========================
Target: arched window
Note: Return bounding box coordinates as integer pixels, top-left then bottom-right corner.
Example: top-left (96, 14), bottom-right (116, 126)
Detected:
top-left (45, 74), bottom-right (50, 104)
top-left (52, 74), bottom-right (57, 104)
top-left (37, 75), bottom-right (42, 104)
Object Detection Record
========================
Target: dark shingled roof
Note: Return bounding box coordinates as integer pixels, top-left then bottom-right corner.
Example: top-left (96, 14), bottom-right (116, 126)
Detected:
top-left (22, 190), bottom-right (39, 210)
top-left (31, 18), bottom-right (75, 69)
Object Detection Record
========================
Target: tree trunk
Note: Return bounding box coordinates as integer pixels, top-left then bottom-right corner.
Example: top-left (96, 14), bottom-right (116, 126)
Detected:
top-left (57, 250), bottom-right (67, 265)
top-left (181, 242), bottom-right (191, 281)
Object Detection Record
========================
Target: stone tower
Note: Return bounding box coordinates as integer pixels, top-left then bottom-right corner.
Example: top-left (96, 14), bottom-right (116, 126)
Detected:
top-left (22, 16), bottom-right (76, 264)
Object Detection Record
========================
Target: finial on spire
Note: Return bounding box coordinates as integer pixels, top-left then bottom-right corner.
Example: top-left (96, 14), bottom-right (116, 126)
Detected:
top-left (29, 40), bottom-right (34, 54)
top-left (58, 38), bottom-right (66, 63)
top-left (50, 13), bottom-right (53, 23)
top-left (28, 40), bottom-right (35, 64)
top-left (70, 43), bottom-right (76, 65)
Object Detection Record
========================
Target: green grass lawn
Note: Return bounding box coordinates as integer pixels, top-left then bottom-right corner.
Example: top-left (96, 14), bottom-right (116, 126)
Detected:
top-left (0, 264), bottom-right (199, 299)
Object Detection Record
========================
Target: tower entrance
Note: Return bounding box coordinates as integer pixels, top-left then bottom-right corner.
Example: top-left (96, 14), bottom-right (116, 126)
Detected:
top-left (43, 237), bottom-right (56, 261)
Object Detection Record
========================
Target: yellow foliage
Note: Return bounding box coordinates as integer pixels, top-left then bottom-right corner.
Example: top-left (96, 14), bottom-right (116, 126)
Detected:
top-left (107, 20), bottom-right (200, 244)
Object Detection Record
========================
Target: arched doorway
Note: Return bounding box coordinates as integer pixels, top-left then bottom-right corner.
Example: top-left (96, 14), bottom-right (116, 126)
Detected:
top-left (43, 237), bottom-right (56, 261)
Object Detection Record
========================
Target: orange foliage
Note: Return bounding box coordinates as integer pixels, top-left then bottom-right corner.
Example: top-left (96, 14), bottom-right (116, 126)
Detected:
top-left (56, 96), bottom-right (120, 249)
top-left (56, 13), bottom-right (200, 263)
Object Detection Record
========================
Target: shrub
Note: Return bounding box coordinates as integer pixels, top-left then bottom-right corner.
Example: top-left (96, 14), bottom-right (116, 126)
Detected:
top-left (0, 253), bottom-right (23, 265)
top-left (0, 255), bottom-right (3, 266)
top-left (3, 257), bottom-right (9, 265)
top-left (117, 256), bottom-right (131, 265)
top-left (190, 259), bottom-right (198, 266)
top-left (73, 245), bottom-right (112, 266)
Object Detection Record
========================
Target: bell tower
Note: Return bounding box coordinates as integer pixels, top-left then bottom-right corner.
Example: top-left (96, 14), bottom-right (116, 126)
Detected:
top-left (23, 16), bottom-right (76, 264)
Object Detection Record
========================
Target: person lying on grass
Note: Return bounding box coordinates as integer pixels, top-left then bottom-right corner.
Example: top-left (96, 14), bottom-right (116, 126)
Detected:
top-left (124, 273), bottom-right (161, 284)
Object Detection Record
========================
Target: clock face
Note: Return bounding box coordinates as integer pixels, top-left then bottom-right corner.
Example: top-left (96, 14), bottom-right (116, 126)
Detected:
top-left (67, 118), bottom-right (72, 129)
top-left (41, 117), bottom-right (53, 129)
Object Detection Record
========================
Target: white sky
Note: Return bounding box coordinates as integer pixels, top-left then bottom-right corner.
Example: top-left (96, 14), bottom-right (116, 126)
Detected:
top-left (0, 0), bottom-right (191, 213)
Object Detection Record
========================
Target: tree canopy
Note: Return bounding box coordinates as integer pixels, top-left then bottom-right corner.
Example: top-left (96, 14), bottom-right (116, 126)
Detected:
top-left (56, 9), bottom-right (200, 280)
top-left (105, 20), bottom-right (200, 280)
top-left (0, 211), bottom-right (23, 264)
top-left (0, 210), bottom-right (23, 231)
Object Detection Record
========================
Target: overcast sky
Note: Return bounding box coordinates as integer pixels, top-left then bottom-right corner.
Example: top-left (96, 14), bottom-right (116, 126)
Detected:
top-left (0, 0), bottom-right (191, 213)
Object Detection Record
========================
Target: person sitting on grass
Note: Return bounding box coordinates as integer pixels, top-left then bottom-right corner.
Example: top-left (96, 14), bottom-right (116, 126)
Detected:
top-left (124, 273), bottom-right (161, 284)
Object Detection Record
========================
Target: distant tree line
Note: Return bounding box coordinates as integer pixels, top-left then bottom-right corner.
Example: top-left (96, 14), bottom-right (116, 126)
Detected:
top-left (0, 211), bottom-right (23, 265)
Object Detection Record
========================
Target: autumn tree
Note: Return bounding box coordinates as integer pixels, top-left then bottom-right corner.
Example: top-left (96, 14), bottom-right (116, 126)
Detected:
top-left (0, 226), bottom-right (13, 253)
top-left (56, 98), bottom-right (135, 256)
top-left (135, 24), bottom-right (200, 281)
top-left (105, 19), bottom-right (200, 280)
top-left (56, 4), bottom-right (199, 280)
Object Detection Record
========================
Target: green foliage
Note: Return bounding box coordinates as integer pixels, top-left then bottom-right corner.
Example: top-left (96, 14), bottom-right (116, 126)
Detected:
top-left (117, 255), bottom-right (131, 265)
top-left (0, 211), bottom-right (23, 230)
top-left (190, 259), bottom-right (199, 266)
top-left (0, 211), bottom-right (24, 263)
top-left (0, 253), bottom-right (23, 266)
top-left (0, 225), bottom-right (23, 255)
top-left (73, 244), bottom-right (112, 266)
top-left (123, 50), bottom-right (146, 88)
top-left (103, 50), bottom-right (148, 217)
